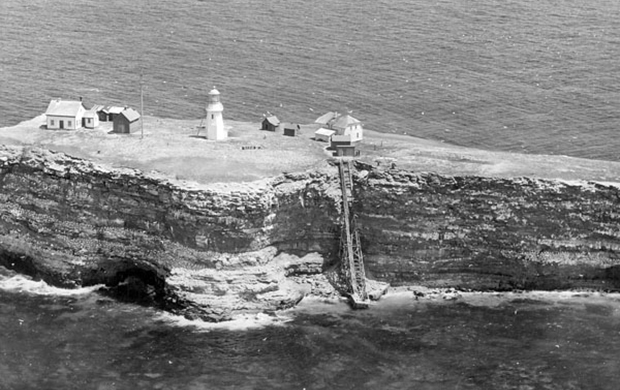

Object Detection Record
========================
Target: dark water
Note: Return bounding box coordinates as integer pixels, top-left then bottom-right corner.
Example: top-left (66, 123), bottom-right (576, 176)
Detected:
top-left (3, 1), bottom-right (620, 388)
top-left (1, 0), bottom-right (620, 159)
top-left (2, 271), bottom-right (620, 390)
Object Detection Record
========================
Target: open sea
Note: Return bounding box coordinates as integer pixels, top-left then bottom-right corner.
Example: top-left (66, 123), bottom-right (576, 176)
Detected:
top-left (2, 270), bottom-right (620, 390)
top-left (2, 0), bottom-right (620, 159)
top-left (3, 0), bottom-right (620, 388)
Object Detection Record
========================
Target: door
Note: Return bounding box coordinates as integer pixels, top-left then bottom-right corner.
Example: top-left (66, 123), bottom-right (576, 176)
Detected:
top-left (59, 120), bottom-right (64, 129)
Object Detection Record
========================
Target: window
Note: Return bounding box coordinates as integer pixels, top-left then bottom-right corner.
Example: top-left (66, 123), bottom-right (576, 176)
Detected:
top-left (50, 120), bottom-right (54, 126)
top-left (211, 114), bottom-right (214, 119)
top-left (68, 121), bottom-right (72, 127)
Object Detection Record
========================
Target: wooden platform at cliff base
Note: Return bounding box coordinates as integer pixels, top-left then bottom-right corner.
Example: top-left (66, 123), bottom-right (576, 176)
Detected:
top-left (3, 115), bottom-right (620, 184)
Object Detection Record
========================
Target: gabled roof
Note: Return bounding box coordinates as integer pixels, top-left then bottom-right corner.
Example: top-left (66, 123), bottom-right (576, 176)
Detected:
top-left (45, 99), bottom-right (85, 117)
top-left (314, 112), bottom-right (338, 125)
top-left (263, 115), bottom-right (280, 126)
top-left (83, 110), bottom-right (97, 118)
top-left (120, 108), bottom-right (141, 123)
top-left (331, 114), bottom-right (361, 129)
top-left (315, 128), bottom-right (335, 136)
top-left (103, 106), bottom-right (125, 115)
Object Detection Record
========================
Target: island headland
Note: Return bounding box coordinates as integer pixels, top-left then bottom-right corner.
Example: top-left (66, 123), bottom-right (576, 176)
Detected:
top-left (2, 115), bottom-right (620, 321)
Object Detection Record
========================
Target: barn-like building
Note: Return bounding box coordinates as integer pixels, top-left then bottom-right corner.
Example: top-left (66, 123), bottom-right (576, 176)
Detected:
top-left (112, 108), bottom-right (141, 134)
top-left (261, 115), bottom-right (280, 131)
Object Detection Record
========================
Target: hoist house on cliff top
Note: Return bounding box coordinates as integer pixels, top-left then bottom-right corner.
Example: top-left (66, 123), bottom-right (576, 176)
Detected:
top-left (314, 111), bottom-right (363, 156)
top-left (314, 112), bottom-right (363, 143)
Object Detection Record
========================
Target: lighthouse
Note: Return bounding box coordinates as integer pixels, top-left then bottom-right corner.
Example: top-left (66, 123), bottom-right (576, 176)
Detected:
top-left (205, 87), bottom-right (226, 140)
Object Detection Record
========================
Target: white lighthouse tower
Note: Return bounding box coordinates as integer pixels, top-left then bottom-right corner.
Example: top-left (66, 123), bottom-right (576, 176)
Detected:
top-left (205, 87), bottom-right (226, 140)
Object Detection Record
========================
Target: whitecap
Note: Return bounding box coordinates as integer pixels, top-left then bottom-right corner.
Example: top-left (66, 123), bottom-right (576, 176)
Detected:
top-left (0, 274), bottom-right (102, 297)
top-left (157, 311), bottom-right (293, 332)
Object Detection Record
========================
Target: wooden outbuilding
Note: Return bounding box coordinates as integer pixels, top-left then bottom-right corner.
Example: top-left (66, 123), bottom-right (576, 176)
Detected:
top-left (314, 128), bottom-right (335, 142)
top-left (282, 123), bottom-right (301, 137)
top-left (335, 144), bottom-right (359, 157)
top-left (102, 106), bottom-right (125, 122)
top-left (82, 109), bottom-right (99, 129)
top-left (91, 105), bottom-right (107, 122)
top-left (261, 115), bottom-right (280, 131)
top-left (112, 108), bottom-right (141, 134)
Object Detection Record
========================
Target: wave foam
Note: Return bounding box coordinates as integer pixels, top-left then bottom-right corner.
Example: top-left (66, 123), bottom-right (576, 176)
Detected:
top-left (157, 311), bottom-right (293, 332)
top-left (0, 274), bottom-right (102, 296)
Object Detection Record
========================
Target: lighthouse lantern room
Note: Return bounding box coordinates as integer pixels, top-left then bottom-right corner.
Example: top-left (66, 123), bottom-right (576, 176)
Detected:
top-left (206, 87), bottom-right (226, 140)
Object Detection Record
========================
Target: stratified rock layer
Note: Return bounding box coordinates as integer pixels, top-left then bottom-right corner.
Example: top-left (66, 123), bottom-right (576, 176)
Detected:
top-left (0, 146), bottom-right (341, 321)
top-left (355, 165), bottom-right (620, 290)
top-left (1, 146), bottom-right (620, 320)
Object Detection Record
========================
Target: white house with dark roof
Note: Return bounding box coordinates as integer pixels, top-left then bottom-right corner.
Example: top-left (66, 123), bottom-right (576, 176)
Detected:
top-left (45, 99), bottom-right (86, 130)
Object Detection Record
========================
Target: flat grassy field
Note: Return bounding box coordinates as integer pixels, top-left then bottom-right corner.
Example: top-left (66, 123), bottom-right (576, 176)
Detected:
top-left (2, 115), bottom-right (620, 184)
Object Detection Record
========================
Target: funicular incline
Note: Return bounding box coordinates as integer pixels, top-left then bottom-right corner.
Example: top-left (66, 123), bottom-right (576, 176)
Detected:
top-left (338, 159), bottom-right (369, 308)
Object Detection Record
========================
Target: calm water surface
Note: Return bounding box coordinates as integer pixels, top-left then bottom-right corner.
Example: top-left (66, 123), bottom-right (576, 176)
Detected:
top-left (2, 1), bottom-right (620, 388)
top-left (1, 0), bottom-right (620, 159)
top-left (1, 271), bottom-right (620, 390)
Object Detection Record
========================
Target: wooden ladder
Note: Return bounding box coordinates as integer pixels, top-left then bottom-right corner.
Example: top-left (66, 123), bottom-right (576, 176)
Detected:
top-left (338, 159), bottom-right (368, 307)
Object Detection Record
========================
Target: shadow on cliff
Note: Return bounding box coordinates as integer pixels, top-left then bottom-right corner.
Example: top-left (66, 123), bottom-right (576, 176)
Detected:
top-left (80, 259), bottom-right (188, 312)
top-left (0, 248), bottom-right (186, 312)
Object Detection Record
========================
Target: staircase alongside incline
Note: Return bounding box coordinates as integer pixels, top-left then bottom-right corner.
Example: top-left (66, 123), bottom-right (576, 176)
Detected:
top-left (338, 159), bottom-right (369, 308)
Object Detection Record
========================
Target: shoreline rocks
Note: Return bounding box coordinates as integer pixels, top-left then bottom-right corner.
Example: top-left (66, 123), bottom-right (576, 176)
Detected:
top-left (2, 145), bottom-right (620, 320)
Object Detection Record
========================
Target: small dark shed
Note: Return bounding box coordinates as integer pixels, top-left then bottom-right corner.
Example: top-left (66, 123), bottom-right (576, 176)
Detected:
top-left (113, 108), bottom-right (141, 134)
top-left (91, 105), bottom-right (106, 122)
top-left (261, 115), bottom-right (280, 131)
top-left (282, 123), bottom-right (301, 137)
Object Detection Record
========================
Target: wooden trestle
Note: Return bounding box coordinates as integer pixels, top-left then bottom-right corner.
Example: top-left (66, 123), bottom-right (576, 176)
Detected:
top-left (338, 159), bottom-right (369, 309)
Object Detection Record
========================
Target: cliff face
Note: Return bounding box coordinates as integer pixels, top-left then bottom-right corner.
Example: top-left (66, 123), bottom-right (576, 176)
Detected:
top-left (355, 166), bottom-right (620, 290)
top-left (0, 147), bottom-right (341, 320)
top-left (2, 146), bottom-right (620, 321)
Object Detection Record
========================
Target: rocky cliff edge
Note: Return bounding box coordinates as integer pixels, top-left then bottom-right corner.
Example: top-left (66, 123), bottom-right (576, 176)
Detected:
top-left (2, 145), bottom-right (620, 321)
